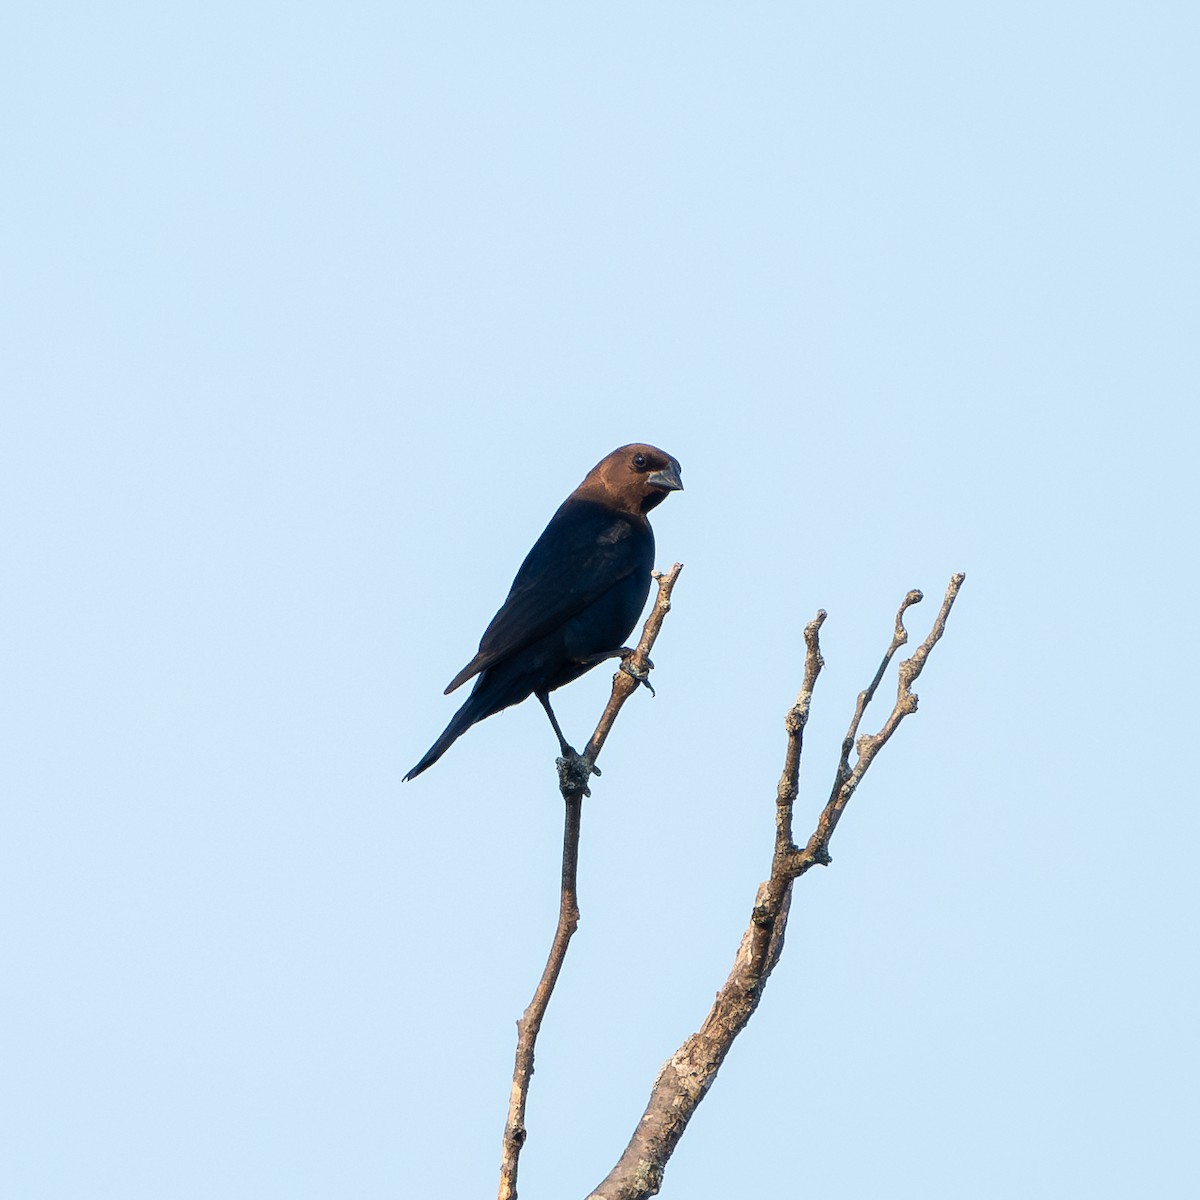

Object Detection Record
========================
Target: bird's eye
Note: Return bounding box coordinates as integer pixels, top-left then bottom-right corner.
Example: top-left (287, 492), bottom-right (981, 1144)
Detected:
top-left (633, 453), bottom-right (647, 469)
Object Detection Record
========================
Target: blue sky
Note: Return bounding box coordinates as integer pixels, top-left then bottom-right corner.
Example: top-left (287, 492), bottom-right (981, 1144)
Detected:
top-left (3, 3), bottom-right (1197, 1197)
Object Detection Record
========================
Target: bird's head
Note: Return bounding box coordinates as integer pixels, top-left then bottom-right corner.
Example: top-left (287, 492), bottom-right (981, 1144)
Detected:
top-left (580, 444), bottom-right (683, 515)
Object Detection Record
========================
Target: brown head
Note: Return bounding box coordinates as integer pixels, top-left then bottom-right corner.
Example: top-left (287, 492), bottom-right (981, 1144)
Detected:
top-left (574, 443), bottom-right (683, 516)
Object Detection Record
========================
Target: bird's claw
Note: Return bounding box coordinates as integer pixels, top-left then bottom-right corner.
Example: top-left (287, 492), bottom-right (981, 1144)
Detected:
top-left (620, 655), bottom-right (656, 697)
top-left (556, 747), bottom-right (599, 798)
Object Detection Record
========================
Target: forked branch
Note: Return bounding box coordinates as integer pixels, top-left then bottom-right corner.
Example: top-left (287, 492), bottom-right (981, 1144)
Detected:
top-left (586, 572), bottom-right (966, 1200)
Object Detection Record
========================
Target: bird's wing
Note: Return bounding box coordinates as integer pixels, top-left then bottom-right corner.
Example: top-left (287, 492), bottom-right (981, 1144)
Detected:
top-left (444, 500), bottom-right (648, 693)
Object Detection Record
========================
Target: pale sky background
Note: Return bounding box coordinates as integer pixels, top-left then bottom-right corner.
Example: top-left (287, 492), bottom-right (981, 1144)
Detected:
top-left (3, 3), bottom-right (1198, 1198)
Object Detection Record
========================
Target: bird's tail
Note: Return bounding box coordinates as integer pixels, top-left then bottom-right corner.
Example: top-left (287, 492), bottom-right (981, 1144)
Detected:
top-left (404, 668), bottom-right (522, 782)
top-left (405, 653), bottom-right (543, 782)
top-left (404, 702), bottom-right (475, 781)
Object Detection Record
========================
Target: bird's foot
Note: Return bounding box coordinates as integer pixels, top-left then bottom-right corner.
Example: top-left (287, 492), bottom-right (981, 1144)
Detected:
top-left (619, 652), bottom-right (656, 697)
top-left (556, 746), bottom-right (599, 798)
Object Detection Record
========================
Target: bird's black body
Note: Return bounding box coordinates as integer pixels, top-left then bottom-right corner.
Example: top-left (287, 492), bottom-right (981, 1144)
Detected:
top-left (405, 444), bottom-right (682, 780)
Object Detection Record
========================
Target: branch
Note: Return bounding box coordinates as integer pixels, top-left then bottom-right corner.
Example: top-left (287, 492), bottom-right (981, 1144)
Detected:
top-left (587, 572), bottom-right (966, 1200)
top-left (498, 564), bottom-right (685, 1200)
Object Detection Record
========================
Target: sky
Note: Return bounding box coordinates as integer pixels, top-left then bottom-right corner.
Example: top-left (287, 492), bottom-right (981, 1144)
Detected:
top-left (3, 2), bottom-right (1198, 1197)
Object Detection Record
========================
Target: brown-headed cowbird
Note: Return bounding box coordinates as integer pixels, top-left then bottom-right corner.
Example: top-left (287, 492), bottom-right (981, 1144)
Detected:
top-left (404, 443), bottom-right (682, 781)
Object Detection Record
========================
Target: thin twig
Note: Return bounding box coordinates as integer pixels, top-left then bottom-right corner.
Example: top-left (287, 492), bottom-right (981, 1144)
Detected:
top-left (498, 564), bottom-right (685, 1200)
top-left (585, 564), bottom-right (684, 764)
top-left (792, 571), bottom-right (966, 873)
top-left (587, 573), bottom-right (965, 1200)
top-left (497, 794), bottom-right (582, 1200)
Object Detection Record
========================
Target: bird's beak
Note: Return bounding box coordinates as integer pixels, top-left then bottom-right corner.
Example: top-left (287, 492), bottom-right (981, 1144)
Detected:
top-left (647, 463), bottom-right (684, 492)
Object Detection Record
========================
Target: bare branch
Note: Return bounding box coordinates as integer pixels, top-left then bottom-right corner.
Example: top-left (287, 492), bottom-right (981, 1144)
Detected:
top-left (585, 564), bottom-right (684, 764)
top-left (587, 573), bottom-right (965, 1200)
top-left (792, 571), bottom-right (966, 872)
top-left (498, 564), bottom-right (685, 1200)
top-left (775, 610), bottom-right (826, 857)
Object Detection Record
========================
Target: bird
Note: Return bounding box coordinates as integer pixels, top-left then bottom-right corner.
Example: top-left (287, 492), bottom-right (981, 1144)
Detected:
top-left (404, 443), bottom-right (683, 781)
